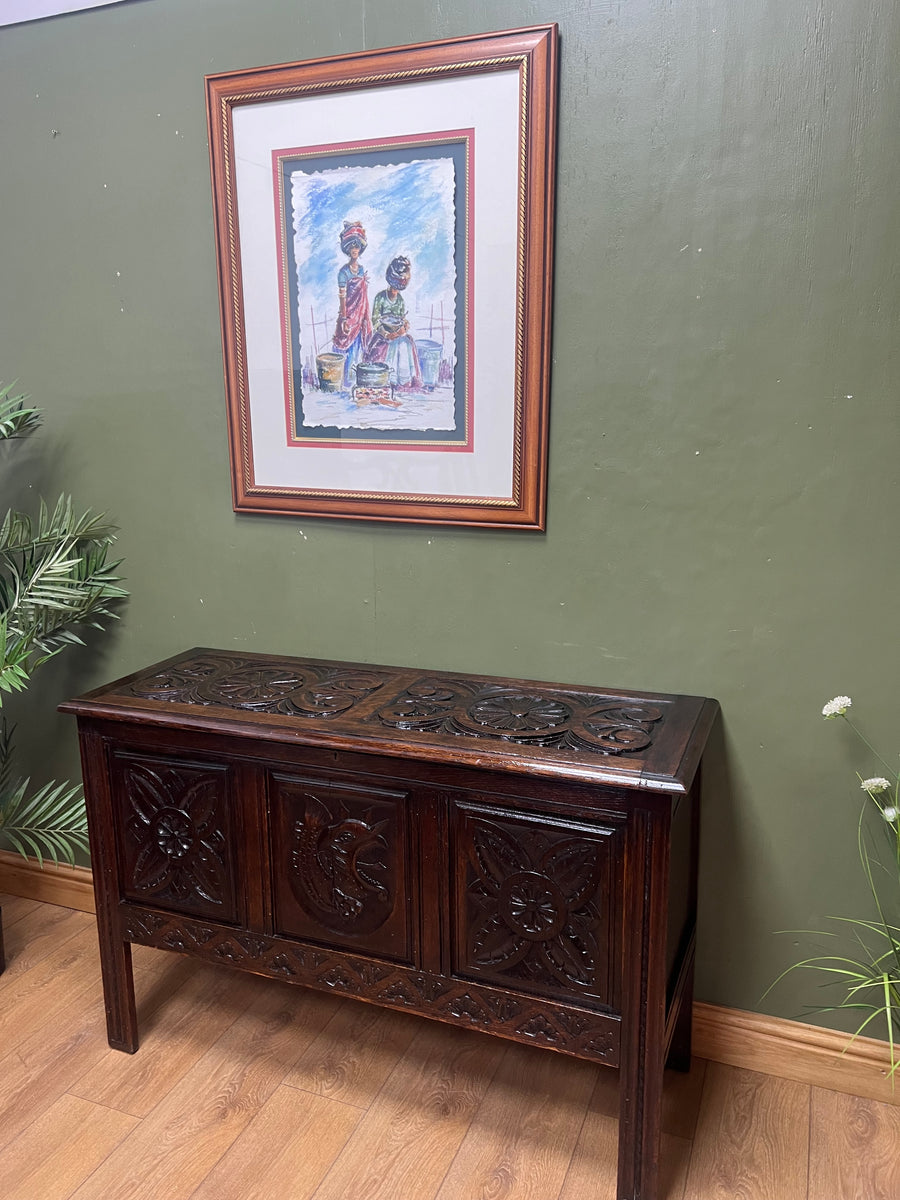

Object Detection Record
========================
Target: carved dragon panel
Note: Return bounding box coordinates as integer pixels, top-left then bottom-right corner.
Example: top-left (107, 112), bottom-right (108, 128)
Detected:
top-left (270, 774), bottom-right (413, 964)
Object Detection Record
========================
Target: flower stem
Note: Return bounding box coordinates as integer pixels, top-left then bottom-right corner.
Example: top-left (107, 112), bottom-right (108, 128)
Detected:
top-left (842, 715), bottom-right (897, 778)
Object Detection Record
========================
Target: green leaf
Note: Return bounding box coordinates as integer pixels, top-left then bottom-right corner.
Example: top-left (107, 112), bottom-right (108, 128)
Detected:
top-left (0, 382), bottom-right (41, 441)
top-left (0, 775), bottom-right (89, 866)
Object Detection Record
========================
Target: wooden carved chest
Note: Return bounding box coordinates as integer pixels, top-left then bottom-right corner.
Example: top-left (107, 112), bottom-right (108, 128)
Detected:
top-left (61, 648), bottom-right (718, 1200)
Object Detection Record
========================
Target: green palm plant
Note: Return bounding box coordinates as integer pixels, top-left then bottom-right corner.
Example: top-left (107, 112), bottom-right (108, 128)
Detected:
top-left (0, 381), bottom-right (126, 865)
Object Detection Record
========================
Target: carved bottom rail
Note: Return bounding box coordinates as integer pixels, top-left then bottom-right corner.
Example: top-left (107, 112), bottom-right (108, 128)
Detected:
top-left (123, 905), bottom-right (620, 1064)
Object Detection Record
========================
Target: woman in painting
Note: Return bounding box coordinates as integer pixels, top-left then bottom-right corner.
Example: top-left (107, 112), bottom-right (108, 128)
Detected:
top-left (366, 255), bottom-right (422, 389)
top-left (332, 220), bottom-right (372, 388)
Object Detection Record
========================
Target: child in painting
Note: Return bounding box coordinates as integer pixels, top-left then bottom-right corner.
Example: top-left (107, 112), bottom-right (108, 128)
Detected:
top-left (365, 255), bottom-right (422, 390)
top-left (332, 220), bottom-right (372, 388)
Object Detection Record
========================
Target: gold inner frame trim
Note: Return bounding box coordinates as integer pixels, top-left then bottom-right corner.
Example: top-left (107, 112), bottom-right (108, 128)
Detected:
top-left (218, 56), bottom-right (531, 505)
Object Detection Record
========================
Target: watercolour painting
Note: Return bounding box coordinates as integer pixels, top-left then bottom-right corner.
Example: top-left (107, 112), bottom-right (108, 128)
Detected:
top-left (206, 25), bottom-right (558, 527)
top-left (277, 136), bottom-right (469, 447)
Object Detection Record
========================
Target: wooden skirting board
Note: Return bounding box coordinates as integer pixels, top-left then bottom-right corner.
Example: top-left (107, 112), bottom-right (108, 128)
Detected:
top-left (692, 1000), bottom-right (898, 1106)
top-left (0, 849), bottom-right (95, 914)
top-left (1, 852), bottom-right (896, 1106)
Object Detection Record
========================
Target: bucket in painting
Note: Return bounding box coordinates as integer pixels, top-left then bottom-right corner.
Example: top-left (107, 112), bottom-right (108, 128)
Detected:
top-left (316, 352), bottom-right (345, 392)
top-left (417, 340), bottom-right (443, 389)
top-left (355, 361), bottom-right (390, 388)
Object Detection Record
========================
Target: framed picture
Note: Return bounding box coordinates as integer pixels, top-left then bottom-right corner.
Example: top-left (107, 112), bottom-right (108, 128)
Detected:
top-left (206, 24), bottom-right (558, 528)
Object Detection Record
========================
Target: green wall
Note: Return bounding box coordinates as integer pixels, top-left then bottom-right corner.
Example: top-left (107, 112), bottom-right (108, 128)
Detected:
top-left (2, 0), bottom-right (898, 1031)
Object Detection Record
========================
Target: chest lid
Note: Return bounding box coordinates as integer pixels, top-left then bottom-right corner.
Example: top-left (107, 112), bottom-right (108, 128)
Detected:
top-left (60, 647), bottom-right (718, 794)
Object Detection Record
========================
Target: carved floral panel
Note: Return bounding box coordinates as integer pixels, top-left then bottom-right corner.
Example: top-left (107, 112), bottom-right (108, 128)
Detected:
top-left (125, 651), bottom-right (389, 718)
top-left (451, 805), bottom-right (618, 1008)
top-left (374, 676), bottom-right (664, 756)
top-left (111, 752), bottom-right (239, 923)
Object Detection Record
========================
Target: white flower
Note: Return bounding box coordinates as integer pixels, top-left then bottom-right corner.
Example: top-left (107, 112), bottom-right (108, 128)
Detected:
top-left (860, 777), bottom-right (892, 794)
top-left (822, 695), bottom-right (852, 718)
top-left (883, 806), bottom-right (899, 823)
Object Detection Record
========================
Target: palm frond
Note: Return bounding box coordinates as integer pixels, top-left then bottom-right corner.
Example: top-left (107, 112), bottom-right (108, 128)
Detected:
top-left (0, 719), bottom-right (12, 797)
top-left (0, 494), bottom-right (126, 706)
top-left (0, 615), bottom-right (31, 702)
top-left (0, 376), bottom-right (126, 868)
top-left (0, 775), bottom-right (89, 866)
top-left (0, 496), bottom-right (119, 558)
top-left (0, 382), bottom-right (41, 441)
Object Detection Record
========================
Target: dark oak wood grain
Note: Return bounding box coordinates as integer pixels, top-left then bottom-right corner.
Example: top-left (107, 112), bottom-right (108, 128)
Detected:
top-left (61, 647), bottom-right (718, 1200)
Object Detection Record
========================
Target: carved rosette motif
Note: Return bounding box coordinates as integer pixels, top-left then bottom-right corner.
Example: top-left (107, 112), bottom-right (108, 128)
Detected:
top-left (374, 677), bottom-right (663, 755)
top-left (118, 759), bottom-right (233, 917)
top-left (121, 907), bottom-right (619, 1065)
top-left (126, 652), bottom-right (388, 718)
top-left (289, 792), bottom-right (392, 935)
top-left (460, 815), bottom-right (609, 1001)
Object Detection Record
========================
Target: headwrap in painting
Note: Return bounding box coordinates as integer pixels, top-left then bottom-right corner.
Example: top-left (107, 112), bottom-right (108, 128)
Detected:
top-left (340, 220), bottom-right (367, 255)
top-left (385, 255), bottom-right (411, 290)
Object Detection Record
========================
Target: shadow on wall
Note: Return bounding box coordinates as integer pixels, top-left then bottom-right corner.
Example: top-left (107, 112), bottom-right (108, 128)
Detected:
top-left (694, 712), bottom-right (754, 1010)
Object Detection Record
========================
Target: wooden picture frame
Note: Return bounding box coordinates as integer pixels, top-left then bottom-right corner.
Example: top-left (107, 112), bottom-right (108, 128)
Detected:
top-left (206, 24), bottom-right (558, 529)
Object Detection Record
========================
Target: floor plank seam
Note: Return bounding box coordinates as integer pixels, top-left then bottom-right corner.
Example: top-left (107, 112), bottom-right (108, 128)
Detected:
top-left (0, 910), bottom-right (29, 931)
top-left (63, 1089), bottom-right (147, 1120)
top-left (71, 1145), bottom-right (122, 1200)
top-left (278, 1078), bottom-right (372, 1112)
top-left (811, 1084), bottom-right (816, 1200)
top-left (421, 1128), bottom-right (470, 1200)
top-left (553, 1072), bottom-right (596, 1200)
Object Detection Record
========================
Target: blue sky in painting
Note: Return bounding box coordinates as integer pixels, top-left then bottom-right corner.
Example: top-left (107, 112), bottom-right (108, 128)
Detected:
top-left (291, 157), bottom-right (457, 351)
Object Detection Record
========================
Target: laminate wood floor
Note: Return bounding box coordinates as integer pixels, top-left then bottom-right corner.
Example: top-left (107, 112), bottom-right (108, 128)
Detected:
top-left (1, 895), bottom-right (897, 1200)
